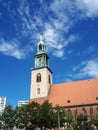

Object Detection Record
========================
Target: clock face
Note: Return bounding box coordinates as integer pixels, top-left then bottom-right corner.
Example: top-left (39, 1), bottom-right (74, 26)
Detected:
top-left (39, 58), bottom-right (43, 67)
top-left (36, 56), bottom-right (46, 68)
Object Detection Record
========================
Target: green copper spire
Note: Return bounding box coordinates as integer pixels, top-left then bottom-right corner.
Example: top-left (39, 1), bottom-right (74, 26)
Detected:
top-left (40, 33), bottom-right (44, 41)
top-left (34, 33), bottom-right (49, 68)
top-left (37, 33), bottom-right (46, 54)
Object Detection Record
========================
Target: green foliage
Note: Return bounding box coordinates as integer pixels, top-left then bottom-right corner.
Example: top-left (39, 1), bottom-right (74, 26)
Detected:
top-left (54, 105), bottom-right (66, 128)
top-left (15, 105), bottom-right (30, 129)
top-left (26, 101), bottom-right (40, 128)
top-left (0, 102), bottom-right (98, 130)
top-left (65, 113), bottom-right (74, 130)
top-left (36, 100), bottom-right (54, 129)
top-left (92, 115), bottom-right (98, 128)
top-left (76, 114), bottom-right (94, 130)
top-left (1, 105), bottom-right (15, 130)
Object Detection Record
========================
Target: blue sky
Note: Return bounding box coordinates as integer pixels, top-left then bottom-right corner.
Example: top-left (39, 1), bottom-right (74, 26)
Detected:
top-left (0, 0), bottom-right (98, 107)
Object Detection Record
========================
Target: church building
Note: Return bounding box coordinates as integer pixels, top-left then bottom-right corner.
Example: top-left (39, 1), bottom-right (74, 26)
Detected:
top-left (30, 34), bottom-right (98, 119)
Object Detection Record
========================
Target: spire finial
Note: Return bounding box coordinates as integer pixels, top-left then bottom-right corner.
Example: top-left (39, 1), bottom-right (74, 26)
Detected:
top-left (40, 33), bottom-right (44, 41)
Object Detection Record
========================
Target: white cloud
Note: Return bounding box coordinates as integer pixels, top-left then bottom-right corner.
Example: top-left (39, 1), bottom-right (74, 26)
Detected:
top-left (51, 0), bottom-right (98, 21)
top-left (4, 0), bottom-right (78, 59)
top-left (1, 0), bottom-right (98, 59)
top-left (53, 50), bottom-right (64, 57)
top-left (50, 0), bottom-right (74, 32)
top-left (81, 59), bottom-right (98, 77)
top-left (76, 0), bottom-right (98, 18)
top-left (43, 23), bottom-right (77, 57)
top-left (0, 38), bottom-right (33, 59)
top-left (44, 23), bottom-right (58, 47)
top-left (72, 59), bottom-right (98, 79)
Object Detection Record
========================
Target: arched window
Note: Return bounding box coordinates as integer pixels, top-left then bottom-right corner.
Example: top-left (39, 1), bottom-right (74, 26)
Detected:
top-left (82, 108), bottom-right (86, 115)
top-left (37, 88), bottom-right (40, 94)
top-left (90, 107), bottom-right (93, 117)
top-left (67, 109), bottom-right (72, 114)
top-left (36, 73), bottom-right (41, 82)
top-left (39, 44), bottom-right (42, 51)
top-left (74, 109), bottom-right (78, 119)
top-left (96, 107), bottom-right (98, 113)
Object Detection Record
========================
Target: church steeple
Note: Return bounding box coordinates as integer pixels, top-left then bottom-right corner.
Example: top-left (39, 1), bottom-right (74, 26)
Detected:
top-left (37, 33), bottom-right (46, 54)
top-left (34, 33), bottom-right (49, 68)
top-left (30, 33), bottom-right (52, 99)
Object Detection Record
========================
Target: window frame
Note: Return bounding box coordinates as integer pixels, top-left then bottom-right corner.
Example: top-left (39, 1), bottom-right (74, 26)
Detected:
top-left (36, 73), bottom-right (41, 82)
top-left (37, 88), bottom-right (40, 94)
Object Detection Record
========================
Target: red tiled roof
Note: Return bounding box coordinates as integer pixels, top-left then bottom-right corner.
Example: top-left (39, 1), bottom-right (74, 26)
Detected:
top-left (30, 78), bottom-right (98, 107)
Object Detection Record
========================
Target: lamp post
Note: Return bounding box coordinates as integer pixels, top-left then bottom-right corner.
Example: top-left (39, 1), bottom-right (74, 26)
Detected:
top-left (57, 110), bottom-right (60, 130)
top-left (55, 109), bottom-right (62, 130)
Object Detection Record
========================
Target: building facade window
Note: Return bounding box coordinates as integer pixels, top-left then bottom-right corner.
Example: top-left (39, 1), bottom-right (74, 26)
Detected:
top-left (82, 108), bottom-right (87, 115)
top-left (37, 88), bottom-right (40, 94)
top-left (36, 73), bottom-right (41, 82)
top-left (67, 109), bottom-right (72, 114)
top-left (90, 107), bottom-right (93, 118)
top-left (96, 107), bottom-right (98, 113)
top-left (74, 108), bottom-right (78, 119)
top-left (49, 75), bottom-right (51, 84)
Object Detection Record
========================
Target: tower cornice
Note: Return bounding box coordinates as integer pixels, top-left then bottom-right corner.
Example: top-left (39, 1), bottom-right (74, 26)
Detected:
top-left (31, 66), bottom-right (53, 74)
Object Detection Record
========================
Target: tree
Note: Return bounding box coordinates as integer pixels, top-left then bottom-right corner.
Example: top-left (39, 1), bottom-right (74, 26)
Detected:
top-left (65, 112), bottom-right (75, 130)
top-left (26, 101), bottom-right (40, 129)
top-left (1, 105), bottom-right (15, 130)
top-left (92, 115), bottom-right (98, 129)
top-left (0, 114), bottom-right (3, 129)
top-left (76, 114), bottom-right (94, 130)
top-left (36, 100), bottom-right (54, 130)
top-left (15, 105), bottom-right (30, 129)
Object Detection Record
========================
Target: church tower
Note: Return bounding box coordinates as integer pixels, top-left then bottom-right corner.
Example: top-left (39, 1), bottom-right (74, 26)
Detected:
top-left (30, 34), bottom-right (52, 99)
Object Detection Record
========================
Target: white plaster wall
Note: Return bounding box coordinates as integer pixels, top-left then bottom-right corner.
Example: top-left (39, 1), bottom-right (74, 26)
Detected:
top-left (30, 68), bottom-right (52, 99)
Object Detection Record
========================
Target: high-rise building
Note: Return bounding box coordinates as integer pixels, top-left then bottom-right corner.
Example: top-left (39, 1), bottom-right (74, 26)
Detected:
top-left (0, 96), bottom-right (6, 115)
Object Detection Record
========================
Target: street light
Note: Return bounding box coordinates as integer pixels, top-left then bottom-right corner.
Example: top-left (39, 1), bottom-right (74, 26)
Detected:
top-left (57, 110), bottom-right (60, 130)
top-left (55, 109), bottom-right (62, 130)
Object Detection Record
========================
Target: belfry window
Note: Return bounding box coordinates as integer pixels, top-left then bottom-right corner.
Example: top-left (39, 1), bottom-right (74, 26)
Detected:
top-left (36, 73), bottom-right (41, 82)
top-left (39, 44), bottom-right (42, 51)
top-left (37, 88), bottom-right (40, 94)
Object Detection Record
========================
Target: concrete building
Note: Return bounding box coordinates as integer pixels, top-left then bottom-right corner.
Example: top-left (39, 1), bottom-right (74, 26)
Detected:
top-left (30, 34), bottom-right (98, 119)
top-left (0, 96), bottom-right (6, 115)
top-left (18, 100), bottom-right (29, 107)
